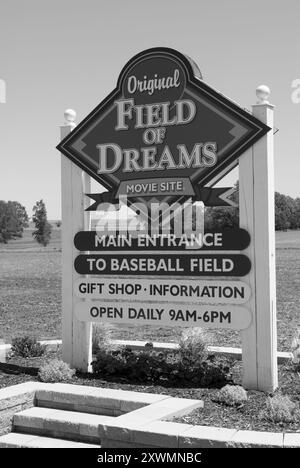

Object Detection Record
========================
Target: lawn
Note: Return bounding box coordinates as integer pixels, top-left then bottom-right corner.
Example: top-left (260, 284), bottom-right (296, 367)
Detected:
top-left (0, 228), bottom-right (299, 350)
top-left (0, 228), bottom-right (61, 341)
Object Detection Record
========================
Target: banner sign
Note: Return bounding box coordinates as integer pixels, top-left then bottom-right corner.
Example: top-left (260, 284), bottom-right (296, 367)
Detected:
top-left (74, 278), bottom-right (251, 304)
top-left (74, 253), bottom-right (251, 276)
top-left (57, 47), bottom-right (270, 208)
top-left (74, 301), bottom-right (252, 330)
top-left (74, 228), bottom-right (250, 251)
top-left (85, 186), bottom-right (237, 210)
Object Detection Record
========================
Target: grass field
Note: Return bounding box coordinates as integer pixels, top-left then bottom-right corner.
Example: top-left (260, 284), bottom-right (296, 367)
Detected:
top-left (0, 228), bottom-right (299, 350)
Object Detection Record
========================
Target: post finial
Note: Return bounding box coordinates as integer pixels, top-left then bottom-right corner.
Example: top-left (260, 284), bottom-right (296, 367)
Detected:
top-left (64, 108), bottom-right (76, 128)
top-left (256, 85), bottom-right (271, 105)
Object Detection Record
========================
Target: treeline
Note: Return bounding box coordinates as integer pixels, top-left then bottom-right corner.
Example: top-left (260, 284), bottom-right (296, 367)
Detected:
top-left (1, 188), bottom-right (299, 245)
top-left (0, 199), bottom-right (52, 246)
top-left (205, 182), bottom-right (300, 231)
top-left (274, 192), bottom-right (300, 230)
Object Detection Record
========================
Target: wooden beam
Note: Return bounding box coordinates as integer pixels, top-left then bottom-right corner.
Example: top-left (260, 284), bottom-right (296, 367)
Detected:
top-left (240, 89), bottom-right (278, 391)
top-left (60, 110), bottom-right (92, 372)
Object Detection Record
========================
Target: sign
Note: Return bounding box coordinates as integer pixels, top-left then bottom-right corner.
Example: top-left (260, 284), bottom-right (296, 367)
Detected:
top-left (74, 301), bottom-right (252, 330)
top-left (58, 47), bottom-right (277, 392)
top-left (74, 253), bottom-right (251, 276)
top-left (85, 186), bottom-right (238, 210)
top-left (74, 228), bottom-right (250, 251)
top-left (74, 278), bottom-right (251, 304)
top-left (57, 47), bottom-right (270, 208)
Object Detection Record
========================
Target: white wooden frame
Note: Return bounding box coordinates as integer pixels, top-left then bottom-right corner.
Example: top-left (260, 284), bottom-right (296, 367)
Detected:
top-left (239, 102), bottom-right (278, 391)
top-left (60, 122), bottom-right (92, 372)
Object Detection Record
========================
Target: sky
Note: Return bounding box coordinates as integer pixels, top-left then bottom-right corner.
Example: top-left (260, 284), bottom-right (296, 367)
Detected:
top-left (0, 0), bottom-right (299, 219)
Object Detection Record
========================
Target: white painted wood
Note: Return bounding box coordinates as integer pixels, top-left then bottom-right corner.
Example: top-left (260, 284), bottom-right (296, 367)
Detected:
top-left (252, 103), bottom-right (277, 391)
top-left (239, 145), bottom-right (258, 388)
top-left (60, 125), bottom-right (73, 367)
top-left (239, 99), bottom-right (278, 391)
top-left (60, 120), bottom-right (92, 372)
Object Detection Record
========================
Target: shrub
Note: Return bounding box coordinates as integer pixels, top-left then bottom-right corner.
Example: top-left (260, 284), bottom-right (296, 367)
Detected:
top-left (144, 342), bottom-right (154, 350)
top-left (11, 336), bottom-right (46, 358)
top-left (92, 322), bottom-right (116, 354)
top-left (260, 394), bottom-right (300, 424)
top-left (178, 328), bottom-right (209, 367)
top-left (38, 359), bottom-right (75, 383)
top-left (214, 384), bottom-right (248, 406)
top-left (92, 346), bottom-right (231, 387)
top-left (291, 329), bottom-right (300, 371)
top-left (182, 355), bottom-right (232, 387)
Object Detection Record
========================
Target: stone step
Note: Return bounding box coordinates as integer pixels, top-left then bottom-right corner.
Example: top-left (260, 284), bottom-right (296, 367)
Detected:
top-left (13, 407), bottom-right (114, 444)
top-left (35, 383), bottom-right (169, 416)
top-left (0, 432), bottom-right (99, 448)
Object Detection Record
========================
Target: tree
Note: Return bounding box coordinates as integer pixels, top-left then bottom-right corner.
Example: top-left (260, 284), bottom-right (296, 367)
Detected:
top-left (275, 192), bottom-right (293, 231)
top-left (0, 201), bottom-right (30, 243)
top-left (32, 199), bottom-right (52, 246)
top-left (7, 201), bottom-right (29, 237)
top-left (0, 201), bottom-right (19, 243)
top-left (286, 195), bottom-right (299, 229)
top-left (11, 201), bottom-right (29, 230)
top-left (204, 183), bottom-right (300, 231)
top-left (295, 198), bottom-right (300, 229)
top-left (204, 181), bottom-right (239, 230)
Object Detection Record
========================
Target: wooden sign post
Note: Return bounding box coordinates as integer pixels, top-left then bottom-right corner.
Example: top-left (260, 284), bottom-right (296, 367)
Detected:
top-left (60, 110), bottom-right (92, 372)
top-left (240, 87), bottom-right (278, 392)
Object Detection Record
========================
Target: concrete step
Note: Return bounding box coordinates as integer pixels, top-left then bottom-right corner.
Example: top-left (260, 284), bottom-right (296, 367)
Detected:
top-left (13, 407), bottom-right (115, 444)
top-left (35, 383), bottom-right (168, 416)
top-left (0, 432), bottom-right (99, 448)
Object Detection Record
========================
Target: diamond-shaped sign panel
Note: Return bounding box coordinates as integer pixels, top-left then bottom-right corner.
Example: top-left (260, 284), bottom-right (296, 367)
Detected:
top-left (57, 47), bottom-right (270, 207)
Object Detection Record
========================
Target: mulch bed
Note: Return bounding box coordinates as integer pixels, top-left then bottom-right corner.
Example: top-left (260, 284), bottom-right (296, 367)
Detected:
top-left (0, 350), bottom-right (299, 433)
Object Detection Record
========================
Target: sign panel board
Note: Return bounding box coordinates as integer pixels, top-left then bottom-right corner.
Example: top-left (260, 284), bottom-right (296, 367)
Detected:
top-left (74, 278), bottom-right (251, 304)
top-left (74, 228), bottom-right (250, 251)
top-left (74, 253), bottom-right (251, 276)
top-left (75, 301), bottom-right (252, 330)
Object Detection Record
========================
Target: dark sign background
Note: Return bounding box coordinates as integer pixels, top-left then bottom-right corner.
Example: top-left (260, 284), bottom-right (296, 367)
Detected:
top-left (74, 253), bottom-right (251, 277)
